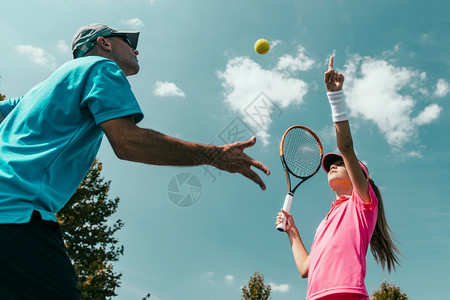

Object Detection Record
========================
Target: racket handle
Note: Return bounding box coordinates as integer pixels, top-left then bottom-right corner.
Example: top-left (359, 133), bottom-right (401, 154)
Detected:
top-left (277, 193), bottom-right (293, 232)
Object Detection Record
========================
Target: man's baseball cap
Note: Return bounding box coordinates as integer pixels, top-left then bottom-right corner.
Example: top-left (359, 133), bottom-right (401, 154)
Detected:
top-left (321, 152), bottom-right (369, 179)
top-left (72, 24), bottom-right (140, 59)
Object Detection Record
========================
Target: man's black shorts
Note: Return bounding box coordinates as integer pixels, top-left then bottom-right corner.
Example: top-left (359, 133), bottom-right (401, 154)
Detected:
top-left (0, 211), bottom-right (81, 299)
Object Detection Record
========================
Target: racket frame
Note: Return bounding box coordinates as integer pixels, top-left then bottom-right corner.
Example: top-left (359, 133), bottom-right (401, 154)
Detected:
top-left (277, 125), bottom-right (323, 232)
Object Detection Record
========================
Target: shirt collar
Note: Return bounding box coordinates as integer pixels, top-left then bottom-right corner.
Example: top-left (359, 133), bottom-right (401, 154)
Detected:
top-left (327, 194), bottom-right (351, 219)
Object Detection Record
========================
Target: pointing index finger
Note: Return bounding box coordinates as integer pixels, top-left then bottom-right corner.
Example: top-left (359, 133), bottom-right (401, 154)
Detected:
top-left (328, 56), bottom-right (334, 70)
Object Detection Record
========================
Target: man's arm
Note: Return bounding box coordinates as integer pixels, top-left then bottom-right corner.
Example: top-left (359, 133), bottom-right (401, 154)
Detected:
top-left (100, 116), bottom-right (270, 190)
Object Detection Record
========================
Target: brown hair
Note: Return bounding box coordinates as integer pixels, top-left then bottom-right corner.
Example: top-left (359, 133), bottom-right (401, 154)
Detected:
top-left (369, 178), bottom-right (401, 273)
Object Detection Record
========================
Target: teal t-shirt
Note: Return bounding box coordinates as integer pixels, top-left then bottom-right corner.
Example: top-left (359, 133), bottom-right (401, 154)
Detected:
top-left (0, 56), bottom-right (143, 223)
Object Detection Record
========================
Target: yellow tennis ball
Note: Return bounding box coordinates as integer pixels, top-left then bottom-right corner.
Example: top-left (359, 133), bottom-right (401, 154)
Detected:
top-left (254, 39), bottom-right (270, 55)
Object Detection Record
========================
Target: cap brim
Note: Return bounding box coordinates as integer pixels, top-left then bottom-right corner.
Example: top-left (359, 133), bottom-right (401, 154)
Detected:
top-left (322, 152), bottom-right (369, 178)
top-left (119, 31), bottom-right (140, 49)
top-left (322, 153), bottom-right (343, 173)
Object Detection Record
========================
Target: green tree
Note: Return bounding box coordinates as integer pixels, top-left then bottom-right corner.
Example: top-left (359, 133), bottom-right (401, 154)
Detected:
top-left (241, 272), bottom-right (271, 300)
top-left (57, 159), bottom-right (124, 299)
top-left (372, 280), bottom-right (408, 300)
top-left (0, 76), bottom-right (5, 100)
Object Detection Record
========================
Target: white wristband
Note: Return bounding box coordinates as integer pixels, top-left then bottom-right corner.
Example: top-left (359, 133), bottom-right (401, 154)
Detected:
top-left (327, 90), bottom-right (348, 122)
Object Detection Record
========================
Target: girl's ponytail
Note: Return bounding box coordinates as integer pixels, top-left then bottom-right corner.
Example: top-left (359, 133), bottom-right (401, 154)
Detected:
top-left (369, 178), bottom-right (401, 273)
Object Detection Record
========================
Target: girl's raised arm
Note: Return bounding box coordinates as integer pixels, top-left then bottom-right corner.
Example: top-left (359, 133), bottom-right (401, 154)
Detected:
top-left (324, 56), bottom-right (370, 202)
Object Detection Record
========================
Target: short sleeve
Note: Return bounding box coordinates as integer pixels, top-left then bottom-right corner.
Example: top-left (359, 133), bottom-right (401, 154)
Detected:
top-left (80, 60), bottom-right (143, 125)
top-left (359, 183), bottom-right (378, 211)
top-left (352, 183), bottom-right (378, 211)
top-left (0, 96), bottom-right (23, 119)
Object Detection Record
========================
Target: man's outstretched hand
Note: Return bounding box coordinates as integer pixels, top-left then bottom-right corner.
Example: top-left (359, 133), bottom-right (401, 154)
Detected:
top-left (213, 136), bottom-right (270, 190)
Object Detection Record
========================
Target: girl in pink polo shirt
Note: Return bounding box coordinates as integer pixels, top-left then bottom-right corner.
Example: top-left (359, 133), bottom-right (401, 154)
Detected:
top-left (276, 56), bottom-right (400, 300)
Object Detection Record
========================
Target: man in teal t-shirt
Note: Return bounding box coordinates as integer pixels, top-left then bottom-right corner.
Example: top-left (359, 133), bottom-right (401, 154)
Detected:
top-left (0, 24), bottom-right (270, 298)
top-left (0, 56), bottom-right (143, 224)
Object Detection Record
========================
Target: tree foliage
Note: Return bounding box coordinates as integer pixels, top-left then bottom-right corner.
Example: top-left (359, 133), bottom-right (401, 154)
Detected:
top-left (241, 272), bottom-right (271, 300)
top-left (56, 159), bottom-right (124, 299)
top-left (0, 76), bottom-right (5, 101)
top-left (372, 280), bottom-right (408, 300)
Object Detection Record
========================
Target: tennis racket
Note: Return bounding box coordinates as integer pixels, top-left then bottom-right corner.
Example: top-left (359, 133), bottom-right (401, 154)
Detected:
top-left (277, 125), bottom-right (323, 232)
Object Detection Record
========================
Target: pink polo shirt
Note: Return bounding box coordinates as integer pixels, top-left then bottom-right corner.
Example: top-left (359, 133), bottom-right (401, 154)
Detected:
top-left (306, 184), bottom-right (378, 300)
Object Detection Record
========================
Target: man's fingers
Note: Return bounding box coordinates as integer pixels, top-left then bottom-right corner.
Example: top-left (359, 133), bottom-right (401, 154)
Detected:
top-left (236, 136), bottom-right (256, 150)
top-left (251, 159), bottom-right (270, 175)
top-left (222, 136), bottom-right (270, 190)
top-left (328, 55), bottom-right (334, 70)
top-left (242, 169), bottom-right (266, 190)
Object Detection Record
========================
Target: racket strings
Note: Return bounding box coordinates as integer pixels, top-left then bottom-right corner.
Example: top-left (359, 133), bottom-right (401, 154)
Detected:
top-left (283, 130), bottom-right (322, 178)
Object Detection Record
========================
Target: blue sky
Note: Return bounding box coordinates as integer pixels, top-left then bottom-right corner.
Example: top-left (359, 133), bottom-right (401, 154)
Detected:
top-left (1, 0), bottom-right (449, 299)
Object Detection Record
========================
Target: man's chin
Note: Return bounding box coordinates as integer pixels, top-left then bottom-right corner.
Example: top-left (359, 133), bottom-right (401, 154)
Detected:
top-left (126, 66), bottom-right (140, 76)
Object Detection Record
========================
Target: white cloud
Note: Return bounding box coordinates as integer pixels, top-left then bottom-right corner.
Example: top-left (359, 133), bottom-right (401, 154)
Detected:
top-left (268, 282), bottom-right (290, 292)
top-left (56, 40), bottom-right (70, 54)
top-left (149, 0), bottom-right (158, 4)
top-left (343, 55), bottom-right (441, 148)
top-left (276, 46), bottom-right (315, 72)
top-left (16, 45), bottom-right (56, 69)
top-left (217, 54), bottom-right (310, 145)
top-left (270, 40), bottom-right (281, 50)
top-left (318, 124), bottom-right (336, 145)
top-left (153, 81), bottom-right (186, 98)
top-left (405, 150), bottom-right (423, 158)
top-left (382, 44), bottom-right (401, 57)
top-left (202, 271), bottom-right (215, 285)
top-left (434, 78), bottom-right (449, 98)
top-left (413, 103), bottom-right (442, 125)
top-left (419, 72), bottom-right (427, 81)
top-left (224, 274), bottom-right (234, 284)
top-left (123, 18), bottom-right (144, 29)
top-left (416, 87), bottom-right (429, 97)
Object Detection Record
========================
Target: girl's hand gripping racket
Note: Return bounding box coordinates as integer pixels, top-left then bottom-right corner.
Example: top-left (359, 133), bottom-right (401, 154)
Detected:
top-left (277, 125), bottom-right (323, 232)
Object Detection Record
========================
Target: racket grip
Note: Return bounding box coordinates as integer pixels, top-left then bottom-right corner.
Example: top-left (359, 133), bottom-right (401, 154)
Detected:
top-left (277, 193), bottom-right (293, 232)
